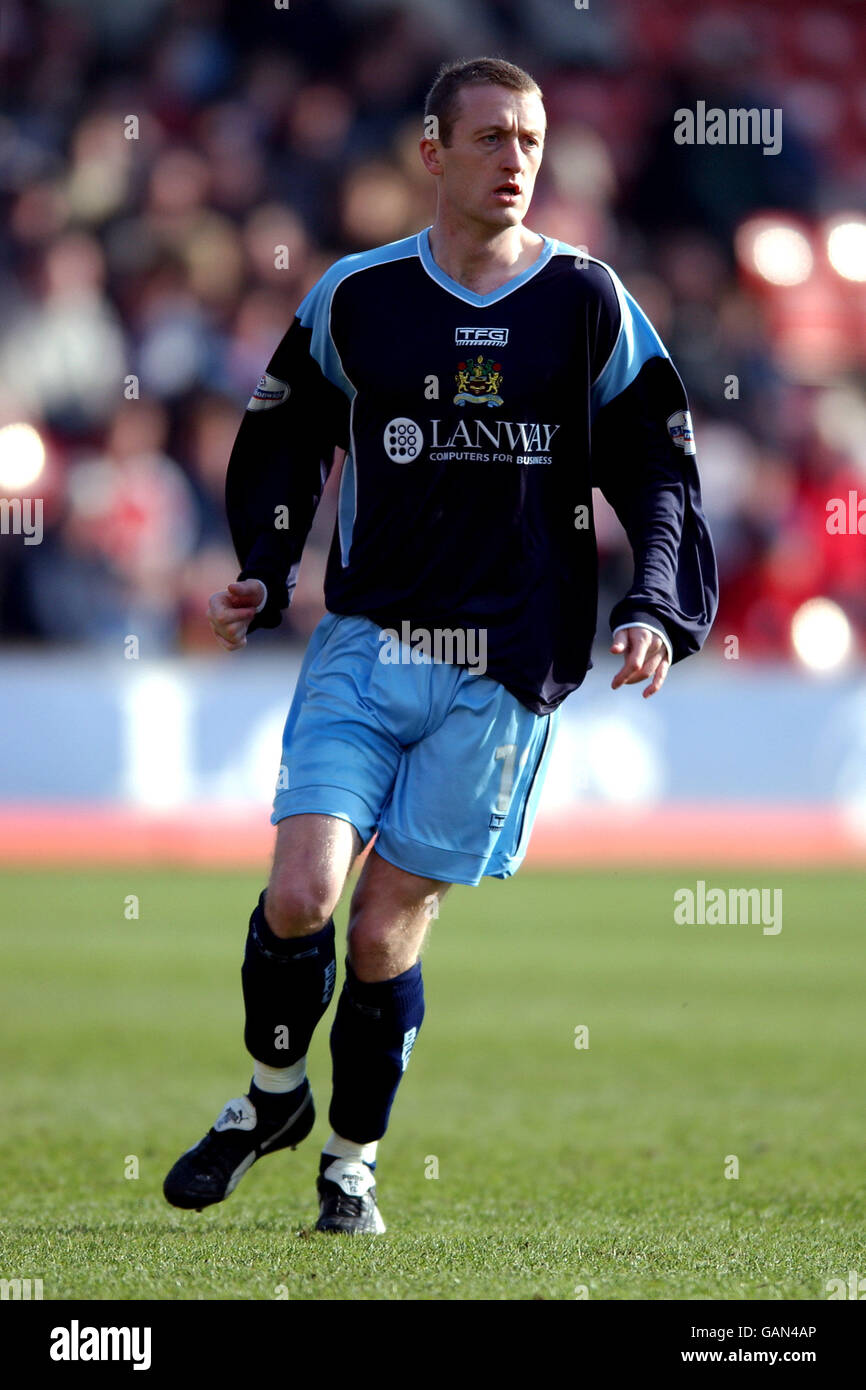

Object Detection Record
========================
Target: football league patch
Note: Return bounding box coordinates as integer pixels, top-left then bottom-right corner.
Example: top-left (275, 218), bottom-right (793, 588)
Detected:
top-left (246, 372), bottom-right (291, 411)
top-left (666, 410), bottom-right (696, 454)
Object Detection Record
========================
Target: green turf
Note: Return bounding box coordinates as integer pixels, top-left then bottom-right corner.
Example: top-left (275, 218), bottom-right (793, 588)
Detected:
top-left (1, 867), bottom-right (863, 1300)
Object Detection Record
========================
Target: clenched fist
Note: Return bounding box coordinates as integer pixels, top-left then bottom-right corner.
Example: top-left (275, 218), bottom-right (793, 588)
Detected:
top-left (207, 579), bottom-right (266, 651)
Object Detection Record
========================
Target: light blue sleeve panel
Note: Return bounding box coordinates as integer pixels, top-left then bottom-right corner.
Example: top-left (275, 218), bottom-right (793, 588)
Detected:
top-left (589, 261), bottom-right (670, 420)
top-left (295, 233), bottom-right (420, 568)
top-left (337, 421), bottom-right (356, 567)
top-left (296, 233), bottom-right (420, 401)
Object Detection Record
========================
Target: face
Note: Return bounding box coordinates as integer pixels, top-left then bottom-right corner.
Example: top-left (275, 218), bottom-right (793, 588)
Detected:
top-left (422, 83), bottom-right (546, 231)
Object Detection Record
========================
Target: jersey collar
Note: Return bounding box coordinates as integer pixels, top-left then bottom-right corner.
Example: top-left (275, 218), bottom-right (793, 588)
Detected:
top-left (417, 225), bottom-right (554, 307)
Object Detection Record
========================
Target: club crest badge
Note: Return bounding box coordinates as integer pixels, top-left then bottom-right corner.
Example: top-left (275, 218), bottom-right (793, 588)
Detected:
top-left (454, 355), bottom-right (503, 408)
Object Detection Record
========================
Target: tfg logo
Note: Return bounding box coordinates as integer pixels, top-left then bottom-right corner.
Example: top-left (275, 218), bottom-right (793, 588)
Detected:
top-left (455, 327), bottom-right (508, 347)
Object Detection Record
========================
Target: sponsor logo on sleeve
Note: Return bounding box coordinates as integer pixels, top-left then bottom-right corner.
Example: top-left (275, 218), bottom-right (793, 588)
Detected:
top-left (246, 372), bottom-right (291, 411)
top-left (666, 409), bottom-right (696, 454)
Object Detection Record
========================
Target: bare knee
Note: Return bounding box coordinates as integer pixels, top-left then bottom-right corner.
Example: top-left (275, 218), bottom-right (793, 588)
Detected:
top-left (346, 851), bottom-right (449, 979)
top-left (347, 897), bottom-right (439, 980)
top-left (263, 813), bottom-right (357, 938)
top-left (347, 918), bottom-right (412, 980)
top-left (264, 879), bottom-right (339, 938)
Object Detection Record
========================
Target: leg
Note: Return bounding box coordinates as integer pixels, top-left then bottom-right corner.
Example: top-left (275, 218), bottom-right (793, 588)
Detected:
top-left (326, 852), bottom-right (448, 1137)
top-left (242, 813), bottom-right (360, 1072)
top-left (163, 813), bottom-right (362, 1211)
top-left (316, 852), bottom-right (450, 1233)
top-left (347, 846), bottom-right (449, 981)
top-left (263, 812), bottom-right (361, 939)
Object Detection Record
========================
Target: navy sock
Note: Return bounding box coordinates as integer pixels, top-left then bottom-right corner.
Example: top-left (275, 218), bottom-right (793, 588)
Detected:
top-left (328, 958), bottom-right (425, 1143)
top-left (318, 1152), bottom-right (376, 1175)
top-left (248, 1078), bottom-right (306, 1120)
top-left (241, 890), bottom-right (337, 1067)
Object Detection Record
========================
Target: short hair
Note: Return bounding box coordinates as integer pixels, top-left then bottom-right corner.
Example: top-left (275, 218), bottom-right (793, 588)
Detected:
top-left (424, 57), bottom-right (543, 148)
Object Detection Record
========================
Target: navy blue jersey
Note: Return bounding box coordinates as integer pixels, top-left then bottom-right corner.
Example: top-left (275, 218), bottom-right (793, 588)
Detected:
top-left (226, 227), bottom-right (718, 714)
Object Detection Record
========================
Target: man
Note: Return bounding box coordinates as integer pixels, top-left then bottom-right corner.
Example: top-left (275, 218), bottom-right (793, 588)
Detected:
top-left (163, 57), bottom-right (717, 1234)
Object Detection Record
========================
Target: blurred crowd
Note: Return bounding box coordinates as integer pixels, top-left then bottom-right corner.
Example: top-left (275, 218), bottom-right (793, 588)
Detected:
top-left (1, 0), bottom-right (864, 660)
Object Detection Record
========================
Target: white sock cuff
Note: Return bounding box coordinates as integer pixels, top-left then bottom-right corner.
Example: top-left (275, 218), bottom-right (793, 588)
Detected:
top-left (252, 1058), bottom-right (307, 1093)
top-left (323, 1130), bottom-right (378, 1165)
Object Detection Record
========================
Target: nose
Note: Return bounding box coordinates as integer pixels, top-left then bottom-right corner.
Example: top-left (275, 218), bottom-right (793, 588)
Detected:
top-left (500, 137), bottom-right (524, 174)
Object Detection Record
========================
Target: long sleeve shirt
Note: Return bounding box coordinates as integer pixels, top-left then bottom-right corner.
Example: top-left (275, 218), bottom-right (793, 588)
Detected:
top-left (226, 226), bottom-right (718, 714)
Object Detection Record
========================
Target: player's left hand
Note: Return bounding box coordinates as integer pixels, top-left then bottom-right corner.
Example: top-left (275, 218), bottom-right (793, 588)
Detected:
top-left (610, 627), bottom-right (669, 698)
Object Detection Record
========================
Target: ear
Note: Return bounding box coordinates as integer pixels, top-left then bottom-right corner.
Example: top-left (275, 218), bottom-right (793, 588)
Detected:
top-left (419, 138), bottom-right (444, 177)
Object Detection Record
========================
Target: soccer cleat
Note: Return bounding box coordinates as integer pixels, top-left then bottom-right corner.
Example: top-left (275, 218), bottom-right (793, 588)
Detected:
top-left (163, 1081), bottom-right (314, 1211)
top-left (315, 1155), bottom-right (386, 1235)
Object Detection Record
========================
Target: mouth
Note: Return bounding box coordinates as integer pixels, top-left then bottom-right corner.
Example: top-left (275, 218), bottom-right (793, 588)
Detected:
top-left (492, 181), bottom-right (521, 201)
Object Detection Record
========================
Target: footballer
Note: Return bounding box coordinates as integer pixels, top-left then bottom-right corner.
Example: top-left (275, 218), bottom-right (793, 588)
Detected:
top-left (163, 57), bottom-right (718, 1233)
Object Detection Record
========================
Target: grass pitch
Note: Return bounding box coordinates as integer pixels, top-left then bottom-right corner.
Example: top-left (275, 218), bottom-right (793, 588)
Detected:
top-left (0, 866), bottom-right (863, 1301)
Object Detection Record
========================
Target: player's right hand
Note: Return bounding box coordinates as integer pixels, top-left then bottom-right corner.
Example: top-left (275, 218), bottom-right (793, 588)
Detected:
top-left (207, 579), bottom-right (266, 651)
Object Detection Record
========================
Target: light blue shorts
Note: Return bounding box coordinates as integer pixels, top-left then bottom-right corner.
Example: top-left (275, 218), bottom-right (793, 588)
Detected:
top-left (271, 612), bottom-right (558, 886)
